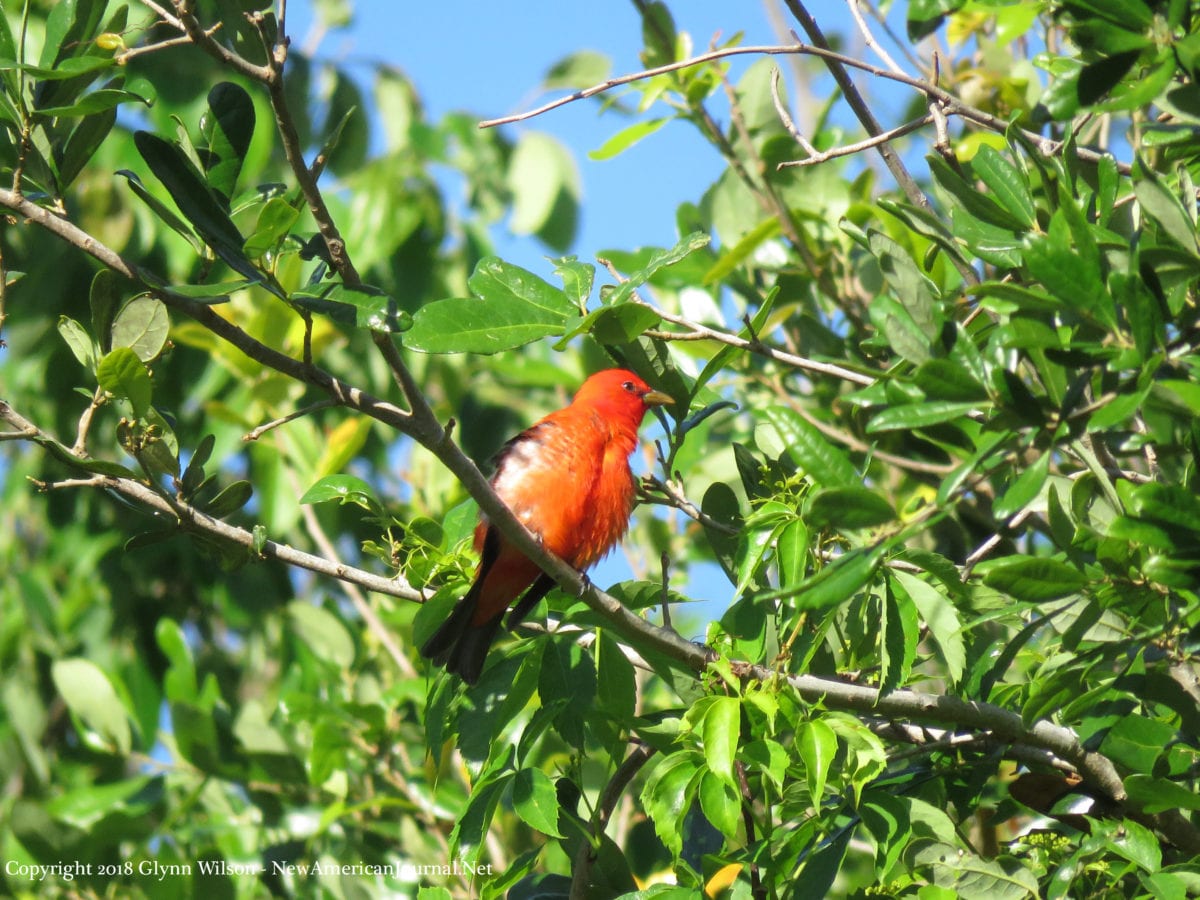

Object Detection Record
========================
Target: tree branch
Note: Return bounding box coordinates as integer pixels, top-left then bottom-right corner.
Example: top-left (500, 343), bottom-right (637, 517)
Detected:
top-left (0, 399), bottom-right (423, 603)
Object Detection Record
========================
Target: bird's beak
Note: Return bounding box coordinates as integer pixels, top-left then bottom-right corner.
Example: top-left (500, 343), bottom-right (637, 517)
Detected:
top-left (642, 389), bottom-right (673, 407)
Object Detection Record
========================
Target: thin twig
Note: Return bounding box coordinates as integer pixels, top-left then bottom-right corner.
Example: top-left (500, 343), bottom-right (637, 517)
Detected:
top-left (243, 399), bottom-right (339, 442)
top-left (780, 113), bottom-right (935, 168)
top-left (847, 0), bottom-right (906, 76)
top-left (598, 256), bottom-right (875, 386)
top-left (770, 66), bottom-right (818, 156)
top-left (71, 388), bottom-right (106, 457)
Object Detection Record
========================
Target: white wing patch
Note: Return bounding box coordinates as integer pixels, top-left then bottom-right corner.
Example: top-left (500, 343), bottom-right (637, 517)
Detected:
top-left (490, 424), bottom-right (559, 531)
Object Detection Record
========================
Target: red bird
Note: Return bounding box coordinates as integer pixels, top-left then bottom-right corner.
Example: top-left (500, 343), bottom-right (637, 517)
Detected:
top-left (420, 369), bottom-right (673, 683)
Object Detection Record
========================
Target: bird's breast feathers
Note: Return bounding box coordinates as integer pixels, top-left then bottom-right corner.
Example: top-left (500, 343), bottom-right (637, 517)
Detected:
top-left (486, 415), bottom-right (638, 567)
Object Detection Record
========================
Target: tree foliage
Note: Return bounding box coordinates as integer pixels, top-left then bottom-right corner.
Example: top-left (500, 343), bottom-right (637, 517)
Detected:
top-left (2, 0), bottom-right (1200, 897)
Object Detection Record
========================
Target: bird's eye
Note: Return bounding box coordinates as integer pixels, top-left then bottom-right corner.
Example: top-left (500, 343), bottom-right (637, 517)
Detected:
top-left (622, 380), bottom-right (636, 393)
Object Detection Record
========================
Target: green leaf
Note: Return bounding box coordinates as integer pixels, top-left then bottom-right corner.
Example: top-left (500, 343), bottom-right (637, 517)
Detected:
top-left (929, 154), bottom-right (1027, 231)
top-left (203, 480), bottom-right (253, 519)
top-left (543, 49), bottom-right (611, 90)
top-left (701, 695), bottom-right (740, 788)
top-left (606, 231), bottom-right (711, 306)
top-left (869, 230), bottom-right (942, 340)
top-left (300, 474), bottom-right (382, 512)
top-left (907, 0), bottom-right (965, 41)
top-left (51, 658), bottom-right (131, 755)
top-left (406, 258), bottom-right (574, 353)
top-left (983, 557), bottom-right (1088, 601)
top-left (971, 145), bottom-right (1035, 229)
top-left (912, 841), bottom-right (1039, 897)
top-left (57, 315), bottom-right (95, 370)
top-left (553, 256), bottom-right (594, 307)
top-left (96, 347), bottom-right (151, 417)
top-left (111, 296), bottom-right (169, 362)
top-left (880, 580), bottom-right (919, 696)
top-left (555, 302), bottom-right (660, 347)
top-left (860, 792), bottom-right (911, 876)
top-left (199, 82), bottom-right (255, 204)
top-left (36, 87), bottom-right (149, 117)
top-left (992, 451), bottom-right (1050, 520)
top-left (773, 545), bottom-right (885, 613)
top-left (589, 117), bottom-right (670, 161)
top-left (89, 269), bottom-right (119, 354)
top-left (697, 770), bottom-right (741, 838)
top-left (1124, 774), bottom-right (1200, 814)
top-left (892, 570), bottom-right (965, 684)
top-left (511, 768), bottom-right (564, 837)
top-left (703, 216), bottom-right (783, 285)
top-left (866, 401), bottom-right (982, 433)
top-left (507, 132), bottom-right (579, 252)
top-left (595, 633), bottom-right (636, 722)
top-left (1135, 175), bottom-right (1199, 255)
top-left (807, 487), bottom-right (896, 531)
top-left (291, 282), bottom-right (411, 333)
top-left (243, 197), bottom-right (300, 257)
top-left (58, 106), bottom-right (117, 188)
top-left (288, 601), bottom-right (356, 669)
top-left (761, 406), bottom-right (859, 488)
top-left (1023, 210), bottom-right (1114, 327)
top-left (640, 751), bottom-right (699, 859)
top-left (133, 131), bottom-right (263, 285)
top-left (1099, 714), bottom-right (1176, 775)
top-left (115, 168), bottom-right (203, 252)
top-left (799, 718), bottom-right (837, 803)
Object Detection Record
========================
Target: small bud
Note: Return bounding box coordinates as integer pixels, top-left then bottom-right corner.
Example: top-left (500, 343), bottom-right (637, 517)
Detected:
top-left (95, 33), bottom-right (125, 52)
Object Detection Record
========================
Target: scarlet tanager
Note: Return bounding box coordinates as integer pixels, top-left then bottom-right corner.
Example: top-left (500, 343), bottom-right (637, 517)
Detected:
top-left (420, 368), bottom-right (673, 683)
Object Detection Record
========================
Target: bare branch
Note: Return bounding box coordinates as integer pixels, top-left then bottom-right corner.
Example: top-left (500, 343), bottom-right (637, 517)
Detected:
top-left (243, 399), bottom-right (339, 442)
top-left (1, 399), bottom-right (423, 602)
top-left (847, 0), bottom-right (906, 76)
top-left (779, 112), bottom-right (935, 168)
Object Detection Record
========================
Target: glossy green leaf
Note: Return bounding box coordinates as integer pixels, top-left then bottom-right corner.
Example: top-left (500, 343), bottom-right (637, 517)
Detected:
top-left (1135, 175), bottom-right (1199, 255)
top-left (701, 695), bottom-right (740, 788)
top-left (697, 770), bottom-right (740, 838)
top-left (299, 474), bottom-right (382, 512)
top-left (762, 406), bottom-right (859, 488)
top-left (640, 751), bottom-right (698, 859)
top-left (992, 451), bottom-right (1050, 520)
top-left (243, 197), bottom-right (300, 257)
top-left (133, 131), bottom-right (262, 284)
top-left (880, 580), bottom-right (918, 696)
top-left (1124, 774), bottom-right (1200, 813)
top-left (199, 82), bottom-right (255, 204)
top-left (291, 282), bottom-right (410, 333)
top-left (798, 718), bottom-right (837, 803)
top-left (115, 168), bottom-right (203, 252)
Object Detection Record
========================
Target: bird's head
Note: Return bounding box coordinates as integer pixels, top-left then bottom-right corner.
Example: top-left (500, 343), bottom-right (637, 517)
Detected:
top-left (572, 368), bottom-right (673, 427)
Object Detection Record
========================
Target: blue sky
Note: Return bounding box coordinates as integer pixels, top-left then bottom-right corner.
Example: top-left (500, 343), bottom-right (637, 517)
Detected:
top-left (291, 1), bottom-right (864, 268)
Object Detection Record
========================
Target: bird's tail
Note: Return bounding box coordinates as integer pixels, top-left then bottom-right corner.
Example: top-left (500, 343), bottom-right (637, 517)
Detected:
top-left (418, 582), bottom-right (503, 685)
